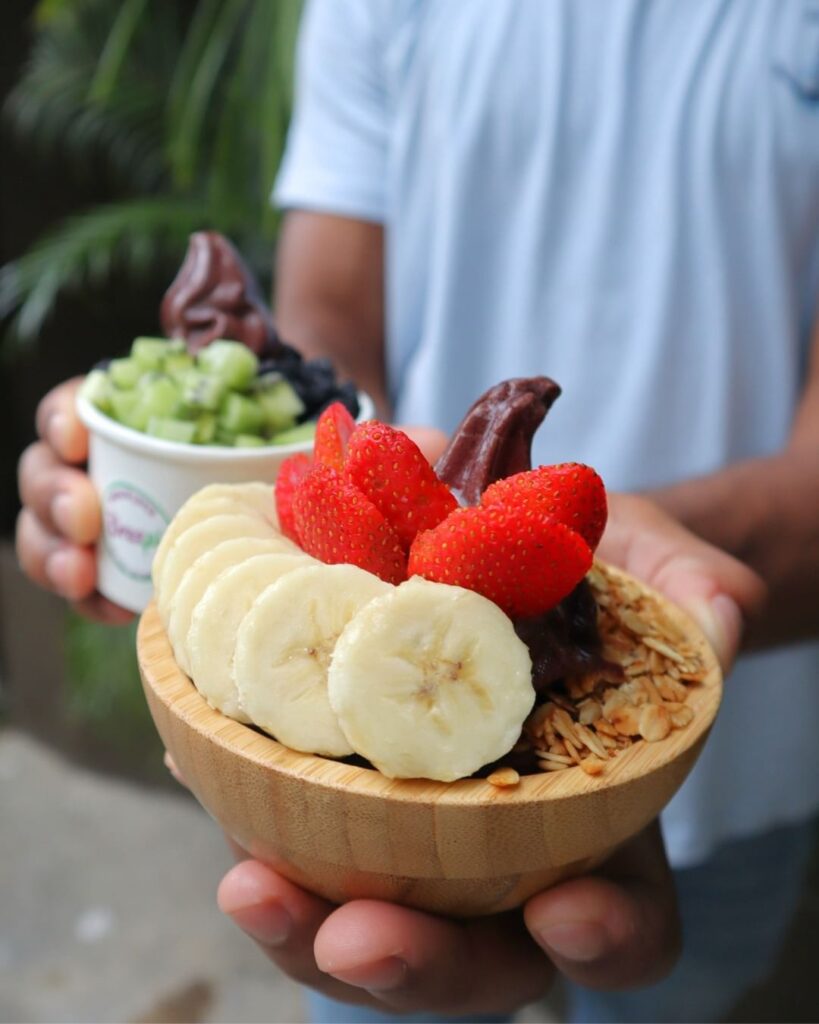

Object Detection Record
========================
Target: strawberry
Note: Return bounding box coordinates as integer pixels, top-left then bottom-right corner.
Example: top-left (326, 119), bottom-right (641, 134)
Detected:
top-left (481, 463), bottom-right (607, 551)
top-left (293, 463), bottom-right (407, 584)
top-left (408, 504), bottom-right (592, 618)
top-left (345, 422), bottom-right (458, 550)
top-left (313, 402), bottom-right (357, 470)
top-left (274, 452), bottom-right (312, 543)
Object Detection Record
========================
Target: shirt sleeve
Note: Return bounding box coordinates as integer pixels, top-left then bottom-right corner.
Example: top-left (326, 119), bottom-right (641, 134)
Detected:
top-left (273, 0), bottom-right (389, 223)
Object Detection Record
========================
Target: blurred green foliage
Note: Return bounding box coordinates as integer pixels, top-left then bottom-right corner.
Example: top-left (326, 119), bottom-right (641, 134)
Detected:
top-left (1, 0), bottom-right (301, 348)
top-left (2, 0), bottom-right (301, 764)
top-left (64, 612), bottom-right (165, 775)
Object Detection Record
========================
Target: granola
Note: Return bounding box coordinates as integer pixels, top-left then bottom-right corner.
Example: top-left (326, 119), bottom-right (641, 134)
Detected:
top-left (514, 563), bottom-right (708, 780)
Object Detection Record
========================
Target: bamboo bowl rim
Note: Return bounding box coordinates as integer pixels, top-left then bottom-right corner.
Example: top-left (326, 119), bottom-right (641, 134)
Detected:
top-left (138, 563), bottom-right (722, 808)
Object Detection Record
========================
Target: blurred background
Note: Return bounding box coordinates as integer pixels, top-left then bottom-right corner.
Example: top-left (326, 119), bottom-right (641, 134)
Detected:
top-left (0, 2), bottom-right (817, 1022)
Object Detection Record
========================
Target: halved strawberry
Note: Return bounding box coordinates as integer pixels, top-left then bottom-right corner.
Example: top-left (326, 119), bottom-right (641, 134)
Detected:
top-left (274, 452), bottom-right (312, 543)
top-left (313, 402), bottom-right (357, 470)
top-left (481, 463), bottom-right (607, 551)
top-left (293, 463), bottom-right (407, 584)
top-left (345, 422), bottom-right (458, 550)
top-left (408, 504), bottom-right (592, 618)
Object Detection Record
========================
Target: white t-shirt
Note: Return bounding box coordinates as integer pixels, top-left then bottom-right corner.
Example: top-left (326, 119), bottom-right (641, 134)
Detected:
top-left (275, 0), bottom-right (819, 867)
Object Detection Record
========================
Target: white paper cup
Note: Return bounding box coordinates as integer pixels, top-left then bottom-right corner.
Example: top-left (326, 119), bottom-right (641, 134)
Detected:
top-left (76, 392), bottom-right (374, 613)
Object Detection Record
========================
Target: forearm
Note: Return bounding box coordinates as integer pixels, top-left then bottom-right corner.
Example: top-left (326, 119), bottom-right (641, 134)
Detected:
top-left (650, 447), bottom-right (819, 648)
top-left (273, 212), bottom-right (389, 417)
top-left (276, 299), bottom-right (389, 417)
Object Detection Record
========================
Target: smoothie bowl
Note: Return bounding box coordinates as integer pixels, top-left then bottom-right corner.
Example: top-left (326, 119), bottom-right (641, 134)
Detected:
top-left (136, 376), bottom-right (722, 917)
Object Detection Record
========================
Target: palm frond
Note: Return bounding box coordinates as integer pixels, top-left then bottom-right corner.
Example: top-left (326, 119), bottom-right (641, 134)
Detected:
top-left (88, 0), bottom-right (150, 104)
top-left (208, 0), bottom-right (300, 237)
top-left (166, 0), bottom-right (250, 189)
top-left (5, 1), bottom-right (177, 190)
top-left (3, 0), bottom-right (303, 349)
top-left (0, 197), bottom-right (209, 347)
top-left (34, 0), bottom-right (79, 25)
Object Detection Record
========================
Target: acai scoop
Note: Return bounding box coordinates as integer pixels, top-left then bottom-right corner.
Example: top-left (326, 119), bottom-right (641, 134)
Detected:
top-left (160, 232), bottom-right (284, 356)
top-left (435, 375), bottom-right (616, 692)
top-left (434, 377), bottom-right (562, 505)
top-left (160, 232), bottom-right (358, 418)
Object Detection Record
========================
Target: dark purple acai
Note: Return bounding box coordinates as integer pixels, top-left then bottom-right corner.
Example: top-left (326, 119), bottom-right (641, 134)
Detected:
top-left (160, 232), bottom-right (359, 419)
top-left (434, 376), bottom-right (606, 685)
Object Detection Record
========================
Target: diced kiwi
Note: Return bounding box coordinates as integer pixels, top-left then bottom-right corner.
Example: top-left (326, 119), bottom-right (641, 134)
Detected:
top-left (131, 376), bottom-right (180, 430)
top-left (165, 351), bottom-right (195, 376)
top-left (198, 339), bottom-right (259, 390)
top-left (110, 389), bottom-right (140, 425)
top-left (193, 413), bottom-right (217, 444)
top-left (270, 421), bottom-right (317, 446)
top-left (132, 337), bottom-right (170, 371)
top-left (109, 357), bottom-right (143, 390)
top-left (92, 333), bottom-right (344, 448)
top-left (256, 377), bottom-right (305, 433)
top-left (180, 369), bottom-right (226, 412)
top-left (215, 427), bottom-right (239, 446)
top-left (81, 370), bottom-right (113, 412)
top-left (146, 417), bottom-right (197, 443)
top-left (218, 393), bottom-right (265, 435)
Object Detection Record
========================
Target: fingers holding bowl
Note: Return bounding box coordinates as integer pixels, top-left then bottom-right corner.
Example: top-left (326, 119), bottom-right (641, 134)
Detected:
top-left (35, 377), bottom-right (89, 464)
top-left (218, 861), bottom-right (381, 1006)
top-left (219, 860), bottom-right (553, 1015)
top-left (525, 822), bottom-right (680, 991)
top-left (16, 376), bottom-right (127, 619)
top-left (18, 441), bottom-right (101, 545)
top-left (218, 830), bottom-right (679, 1016)
top-left (15, 507), bottom-right (97, 601)
top-left (14, 502), bottom-right (132, 623)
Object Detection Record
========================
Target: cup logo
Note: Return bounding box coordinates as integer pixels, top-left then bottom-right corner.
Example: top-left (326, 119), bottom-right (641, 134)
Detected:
top-left (102, 481), bottom-right (169, 581)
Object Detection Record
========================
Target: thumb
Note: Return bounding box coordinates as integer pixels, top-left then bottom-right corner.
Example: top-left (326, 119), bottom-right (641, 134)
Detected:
top-left (524, 823), bottom-right (680, 990)
top-left (599, 494), bottom-right (767, 674)
top-left (651, 561), bottom-right (743, 674)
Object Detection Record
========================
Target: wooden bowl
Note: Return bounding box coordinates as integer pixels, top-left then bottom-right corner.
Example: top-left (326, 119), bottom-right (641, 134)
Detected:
top-left (137, 571), bottom-right (721, 917)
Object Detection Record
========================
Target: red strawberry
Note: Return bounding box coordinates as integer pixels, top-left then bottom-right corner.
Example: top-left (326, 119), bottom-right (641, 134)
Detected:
top-left (345, 422), bottom-right (458, 550)
top-left (313, 402), bottom-right (357, 470)
top-left (274, 452), bottom-right (312, 543)
top-left (481, 463), bottom-right (607, 551)
top-left (293, 463), bottom-right (407, 584)
top-left (408, 504), bottom-right (592, 618)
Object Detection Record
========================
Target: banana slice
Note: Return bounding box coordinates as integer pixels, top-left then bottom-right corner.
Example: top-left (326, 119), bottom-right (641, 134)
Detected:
top-left (156, 513), bottom-right (276, 625)
top-left (235, 564), bottom-right (391, 757)
top-left (187, 551), bottom-right (313, 720)
top-left (168, 536), bottom-right (303, 676)
top-left (152, 482), bottom-right (279, 584)
top-left (328, 577), bottom-right (534, 781)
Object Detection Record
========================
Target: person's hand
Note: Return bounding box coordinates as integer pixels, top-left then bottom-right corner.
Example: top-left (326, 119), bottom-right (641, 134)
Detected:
top-left (217, 821), bottom-right (677, 1016)
top-left (600, 493), bottom-right (767, 673)
top-left (16, 377), bottom-right (133, 624)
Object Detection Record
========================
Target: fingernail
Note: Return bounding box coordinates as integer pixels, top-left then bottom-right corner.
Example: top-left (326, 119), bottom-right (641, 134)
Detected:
top-left (218, 869), bottom-right (292, 946)
top-left (681, 595), bottom-right (740, 673)
top-left (535, 920), bottom-right (611, 962)
top-left (51, 494), bottom-right (74, 536)
top-left (45, 548), bottom-right (72, 591)
top-left (49, 413), bottom-right (69, 445)
top-left (163, 751), bottom-right (186, 786)
top-left (325, 956), bottom-right (408, 993)
top-left (223, 901), bottom-right (292, 947)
